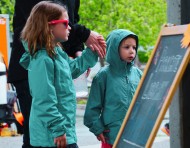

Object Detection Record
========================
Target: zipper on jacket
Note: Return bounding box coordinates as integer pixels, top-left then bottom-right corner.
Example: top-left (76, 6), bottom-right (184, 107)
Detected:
top-left (124, 63), bottom-right (129, 84)
top-left (125, 63), bottom-right (130, 84)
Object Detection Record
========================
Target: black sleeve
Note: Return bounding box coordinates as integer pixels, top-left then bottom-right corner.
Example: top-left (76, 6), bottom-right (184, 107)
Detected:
top-left (74, 0), bottom-right (80, 23)
top-left (73, 0), bottom-right (90, 42)
top-left (61, 23), bottom-right (90, 57)
top-left (73, 23), bottom-right (91, 43)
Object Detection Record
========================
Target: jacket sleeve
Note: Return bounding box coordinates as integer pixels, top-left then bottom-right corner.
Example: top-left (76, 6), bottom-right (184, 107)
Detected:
top-left (73, 24), bottom-right (90, 43)
top-left (84, 73), bottom-right (106, 136)
top-left (72, 0), bottom-right (91, 42)
top-left (66, 47), bottom-right (98, 79)
top-left (28, 58), bottom-right (66, 138)
top-left (74, 0), bottom-right (80, 23)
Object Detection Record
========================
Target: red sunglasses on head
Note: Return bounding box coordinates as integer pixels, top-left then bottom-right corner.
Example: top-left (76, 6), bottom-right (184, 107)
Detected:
top-left (48, 19), bottom-right (69, 29)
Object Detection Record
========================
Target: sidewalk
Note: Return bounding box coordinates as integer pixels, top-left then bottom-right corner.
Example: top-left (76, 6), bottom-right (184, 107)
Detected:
top-left (77, 105), bottom-right (170, 148)
top-left (0, 105), bottom-right (170, 148)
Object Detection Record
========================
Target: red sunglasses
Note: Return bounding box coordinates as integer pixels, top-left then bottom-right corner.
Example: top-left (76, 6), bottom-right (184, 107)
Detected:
top-left (48, 19), bottom-right (69, 29)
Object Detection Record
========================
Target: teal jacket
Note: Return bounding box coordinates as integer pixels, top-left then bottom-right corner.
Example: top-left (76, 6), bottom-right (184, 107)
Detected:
top-left (84, 29), bottom-right (143, 145)
top-left (20, 42), bottom-right (98, 147)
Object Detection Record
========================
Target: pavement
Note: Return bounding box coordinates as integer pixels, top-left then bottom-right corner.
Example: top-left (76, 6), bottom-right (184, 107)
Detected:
top-left (0, 104), bottom-right (170, 148)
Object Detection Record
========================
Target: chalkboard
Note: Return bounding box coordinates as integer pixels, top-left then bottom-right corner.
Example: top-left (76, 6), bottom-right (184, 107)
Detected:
top-left (113, 25), bottom-right (190, 148)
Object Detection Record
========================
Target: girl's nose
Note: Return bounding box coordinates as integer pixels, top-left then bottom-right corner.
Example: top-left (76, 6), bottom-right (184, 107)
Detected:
top-left (68, 25), bottom-right (71, 31)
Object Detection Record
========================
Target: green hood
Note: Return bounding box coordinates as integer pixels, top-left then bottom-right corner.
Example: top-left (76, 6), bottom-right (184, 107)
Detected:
top-left (106, 29), bottom-right (138, 70)
top-left (84, 29), bottom-right (142, 144)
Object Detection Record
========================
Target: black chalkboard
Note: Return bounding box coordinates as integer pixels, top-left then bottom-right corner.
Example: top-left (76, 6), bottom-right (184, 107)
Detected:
top-left (113, 25), bottom-right (190, 148)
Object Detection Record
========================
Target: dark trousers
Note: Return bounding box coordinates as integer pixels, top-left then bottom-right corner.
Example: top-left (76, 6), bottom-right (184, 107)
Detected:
top-left (33, 143), bottom-right (79, 148)
top-left (14, 80), bottom-right (33, 148)
top-left (67, 143), bottom-right (79, 148)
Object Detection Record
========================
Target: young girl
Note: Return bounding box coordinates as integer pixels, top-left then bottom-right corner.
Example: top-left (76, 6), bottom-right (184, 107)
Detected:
top-left (84, 29), bottom-right (143, 148)
top-left (19, 1), bottom-right (105, 148)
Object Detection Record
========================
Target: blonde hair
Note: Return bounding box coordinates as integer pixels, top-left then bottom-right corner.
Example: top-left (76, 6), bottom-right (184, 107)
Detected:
top-left (21, 1), bottom-right (67, 57)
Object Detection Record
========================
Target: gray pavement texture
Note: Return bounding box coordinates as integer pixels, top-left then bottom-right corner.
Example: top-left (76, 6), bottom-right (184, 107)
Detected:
top-left (0, 105), bottom-right (170, 148)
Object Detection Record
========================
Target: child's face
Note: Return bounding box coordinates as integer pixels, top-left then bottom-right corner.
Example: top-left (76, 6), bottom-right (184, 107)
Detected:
top-left (50, 12), bottom-right (71, 42)
top-left (119, 37), bottom-right (136, 63)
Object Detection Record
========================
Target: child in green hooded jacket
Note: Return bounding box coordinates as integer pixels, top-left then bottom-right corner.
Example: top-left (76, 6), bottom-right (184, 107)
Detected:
top-left (19, 1), bottom-right (106, 148)
top-left (84, 29), bottom-right (143, 148)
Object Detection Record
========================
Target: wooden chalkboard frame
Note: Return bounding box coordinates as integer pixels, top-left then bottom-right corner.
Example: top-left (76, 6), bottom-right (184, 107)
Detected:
top-left (113, 24), bottom-right (190, 148)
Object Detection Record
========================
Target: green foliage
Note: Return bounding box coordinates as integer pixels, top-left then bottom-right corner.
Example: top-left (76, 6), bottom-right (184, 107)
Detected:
top-left (0, 0), bottom-right (15, 31)
top-left (0, 0), bottom-right (166, 63)
top-left (138, 50), bottom-right (152, 63)
top-left (77, 99), bottom-right (87, 104)
top-left (79, 0), bottom-right (167, 62)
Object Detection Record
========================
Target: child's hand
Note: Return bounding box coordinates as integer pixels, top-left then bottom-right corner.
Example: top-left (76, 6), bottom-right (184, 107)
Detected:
top-left (97, 130), bottom-right (110, 143)
top-left (85, 31), bottom-right (106, 58)
top-left (97, 133), bottom-right (106, 143)
top-left (54, 134), bottom-right (66, 148)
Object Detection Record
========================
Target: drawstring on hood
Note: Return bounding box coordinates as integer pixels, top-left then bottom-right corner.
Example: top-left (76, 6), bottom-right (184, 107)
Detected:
top-left (106, 29), bottom-right (138, 72)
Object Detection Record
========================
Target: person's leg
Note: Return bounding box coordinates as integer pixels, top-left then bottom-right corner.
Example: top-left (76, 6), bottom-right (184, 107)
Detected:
top-left (13, 80), bottom-right (33, 148)
top-left (66, 143), bottom-right (79, 148)
top-left (165, 123), bottom-right (169, 129)
top-left (161, 122), bottom-right (170, 136)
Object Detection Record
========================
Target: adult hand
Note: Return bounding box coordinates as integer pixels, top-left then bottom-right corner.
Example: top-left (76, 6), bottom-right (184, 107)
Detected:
top-left (85, 31), bottom-right (106, 58)
top-left (54, 134), bottom-right (67, 148)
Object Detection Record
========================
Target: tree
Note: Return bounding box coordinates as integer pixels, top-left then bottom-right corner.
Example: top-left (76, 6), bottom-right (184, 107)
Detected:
top-left (79, 0), bottom-right (167, 62)
top-left (0, 0), bottom-right (15, 31)
top-left (0, 0), bottom-right (166, 62)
